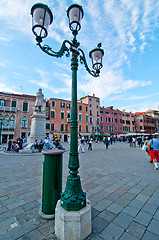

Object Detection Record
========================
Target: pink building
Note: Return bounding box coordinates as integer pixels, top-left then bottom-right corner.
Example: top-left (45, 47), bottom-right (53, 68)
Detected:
top-left (0, 92), bottom-right (36, 143)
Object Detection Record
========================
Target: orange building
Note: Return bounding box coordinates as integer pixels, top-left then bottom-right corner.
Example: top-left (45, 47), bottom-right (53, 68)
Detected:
top-left (48, 98), bottom-right (90, 142)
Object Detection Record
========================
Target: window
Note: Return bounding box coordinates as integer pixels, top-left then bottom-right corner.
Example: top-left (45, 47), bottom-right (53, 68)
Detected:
top-left (126, 120), bottom-right (130, 125)
top-left (60, 102), bottom-right (65, 108)
top-left (67, 111), bottom-right (70, 118)
top-left (100, 111), bottom-right (103, 114)
top-left (101, 117), bottom-right (103, 122)
top-left (90, 117), bottom-right (92, 124)
top-left (106, 117), bottom-right (108, 122)
top-left (79, 113), bottom-right (82, 121)
top-left (120, 126), bottom-right (122, 131)
top-left (90, 104), bottom-right (92, 107)
top-left (66, 103), bottom-right (70, 109)
top-left (79, 105), bottom-right (82, 111)
top-left (108, 118), bottom-right (110, 123)
top-left (60, 124), bottom-right (64, 131)
top-left (140, 126), bottom-right (143, 130)
top-left (10, 115), bottom-right (15, 126)
top-left (112, 118), bottom-right (114, 123)
top-left (86, 125), bottom-right (88, 132)
top-left (79, 125), bottom-right (82, 132)
top-left (22, 116), bottom-right (27, 128)
top-left (106, 125), bottom-right (108, 131)
top-left (23, 102), bottom-right (28, 112)
top-left (46, 123), bottom-right (50, 129)
top-left (52, 101), bottom-right (55, 107)
top-left (85, 106), bottom-right (88, 112)
top-left (115, 118), bottom-right (117, 123)
top-left (115, 126), bottom-right (118, 131)
top-left (86, 114), bottom-right (88, 121)
top-left (120, 119), bottom-right (122, 123)
top-left (4, 115), bottom-right (9, 126)
top-left (90, 110), bottom-right (92, 115)
top-left (51, 110), bottom-right (55, 118)
top-left (0, 99), bottom-right (5, 106)
top-left (51, 123), bottom-right (54, 131)
top-left (105, 112), bottom-right (109, 114)
top-left (97, 118), bottom-right (99, 124)
top-left (65, 124), bottom-right (68, 132)
top-left (97, 111), bottom-right (99, 116)
top-left (61, 111), bottom-right (64, 119)
top-left (11, 100), bottom-right (16, 107)
top-left (101, 125), bottom-right (103, 131)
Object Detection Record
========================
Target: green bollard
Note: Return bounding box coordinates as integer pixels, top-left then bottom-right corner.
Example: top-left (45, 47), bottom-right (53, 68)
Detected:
top-left (39, 149), bottom-right (64, 219)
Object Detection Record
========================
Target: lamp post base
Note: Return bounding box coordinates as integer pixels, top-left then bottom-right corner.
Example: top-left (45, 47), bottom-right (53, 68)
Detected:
top-left (55, 199), bottom-right (91, 240)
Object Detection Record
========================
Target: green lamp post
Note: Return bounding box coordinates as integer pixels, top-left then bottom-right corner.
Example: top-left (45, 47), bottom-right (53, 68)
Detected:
top-left (31, 3), bottom-right (104, 211)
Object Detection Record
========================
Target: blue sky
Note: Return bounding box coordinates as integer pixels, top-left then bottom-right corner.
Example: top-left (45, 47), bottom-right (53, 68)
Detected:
top-left (0, 0), bottom-right (159, 113)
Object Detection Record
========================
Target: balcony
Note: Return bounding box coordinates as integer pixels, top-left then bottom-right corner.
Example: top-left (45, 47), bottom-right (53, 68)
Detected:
top-left (0, 106), bottom-right (17, 112)
top-left (1, 125), bottom-right (15, 130)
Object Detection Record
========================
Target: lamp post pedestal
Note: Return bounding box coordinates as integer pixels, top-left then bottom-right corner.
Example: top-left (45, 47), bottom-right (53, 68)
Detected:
top-left (55, 200), bottom-right (91, 240)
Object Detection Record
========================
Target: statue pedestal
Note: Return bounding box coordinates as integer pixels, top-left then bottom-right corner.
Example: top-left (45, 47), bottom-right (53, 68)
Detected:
top-left (28, 111), bottom-right (46, 144)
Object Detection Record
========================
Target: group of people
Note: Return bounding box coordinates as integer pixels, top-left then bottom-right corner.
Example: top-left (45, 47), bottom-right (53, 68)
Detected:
top-left (33, 137), bottom-right (65, 151)
top-left (7, 138), bottom-right (24, 152)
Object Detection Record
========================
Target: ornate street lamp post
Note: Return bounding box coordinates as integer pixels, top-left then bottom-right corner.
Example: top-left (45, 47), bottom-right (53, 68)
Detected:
top-left (31, 3), bottom-right (104, 212)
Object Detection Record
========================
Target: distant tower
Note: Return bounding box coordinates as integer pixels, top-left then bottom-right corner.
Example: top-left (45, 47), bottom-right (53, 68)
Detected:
top-left (28, 89), bottom-right (46, 143)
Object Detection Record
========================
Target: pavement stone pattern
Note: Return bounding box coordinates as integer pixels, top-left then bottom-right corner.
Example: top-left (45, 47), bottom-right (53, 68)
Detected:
top-left (0, 141), bottom-right (159, 240)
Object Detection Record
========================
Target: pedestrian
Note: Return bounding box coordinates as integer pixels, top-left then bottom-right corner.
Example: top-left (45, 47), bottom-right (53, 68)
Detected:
top-left (148, 135), bottom-right (159, 170)
top-left (132, 137), bottom-right (136, 147)
top-left (129, 136), bottom-right (133, 147)
top-left (78, 136), bottom-right (85, 153)
top-left (88, 138), bottom-right (92, 150)
top-left (103, 137), bottom-right (109, 149)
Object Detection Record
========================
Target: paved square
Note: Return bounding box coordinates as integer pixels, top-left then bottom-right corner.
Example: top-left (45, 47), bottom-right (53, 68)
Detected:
top-left (0, 141), bottom-right (159, 239)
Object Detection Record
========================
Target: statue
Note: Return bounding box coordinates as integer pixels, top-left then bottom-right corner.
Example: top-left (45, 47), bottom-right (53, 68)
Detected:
top-left (35, 88), bottom-right (44, 112)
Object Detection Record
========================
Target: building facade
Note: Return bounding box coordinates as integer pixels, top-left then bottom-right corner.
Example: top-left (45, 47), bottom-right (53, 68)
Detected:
top-left (79, 94), bottom-right (100, 134)
top-left (48, 98), bottom-right (90, 142)
top-left (134, 112), bottom-right (156, 134)
top-left (0, 91), bottom-right (158, 144)
top-left (0, 92), bottom-right (36, 143)
top-left (100, 106), bottom-right (136, 135)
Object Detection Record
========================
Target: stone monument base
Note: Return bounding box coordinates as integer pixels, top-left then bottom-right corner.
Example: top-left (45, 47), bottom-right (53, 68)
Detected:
top-left (55, 199), bottom-right (91, 240)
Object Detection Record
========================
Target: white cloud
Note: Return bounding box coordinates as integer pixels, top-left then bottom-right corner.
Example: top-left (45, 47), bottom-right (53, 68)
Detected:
top-left (78, 69), bottom-right (151, 100)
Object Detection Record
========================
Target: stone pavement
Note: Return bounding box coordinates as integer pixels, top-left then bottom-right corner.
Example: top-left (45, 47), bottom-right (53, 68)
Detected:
top-left (0, 141), bottom-right (159, 240)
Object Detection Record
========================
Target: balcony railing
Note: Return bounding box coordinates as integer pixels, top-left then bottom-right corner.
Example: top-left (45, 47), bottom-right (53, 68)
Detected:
top-left (0, 106), bottom-right (17, 112)
top-left (1, 125), bottom-right (15, 130)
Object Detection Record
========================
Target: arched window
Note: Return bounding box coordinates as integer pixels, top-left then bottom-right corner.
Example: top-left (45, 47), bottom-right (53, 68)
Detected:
top-left (4, 115), bottom-right (9, 126)
top-left (22, 116), bottom-right (27, 128)
top-left (10, 115), bottom-right (15, 126)
top-left (11, 99), bottom-right (16, 108)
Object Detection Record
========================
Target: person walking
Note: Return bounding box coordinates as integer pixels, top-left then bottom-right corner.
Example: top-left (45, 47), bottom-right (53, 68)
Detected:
top-left (78, 136), bottom-right (85, 153)
top-left (103, 137), bottom-right (109, 149)
top-left (88, 138), bottom-right (92, 150)
top-left (148, 135), bottom-right (159, 170)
